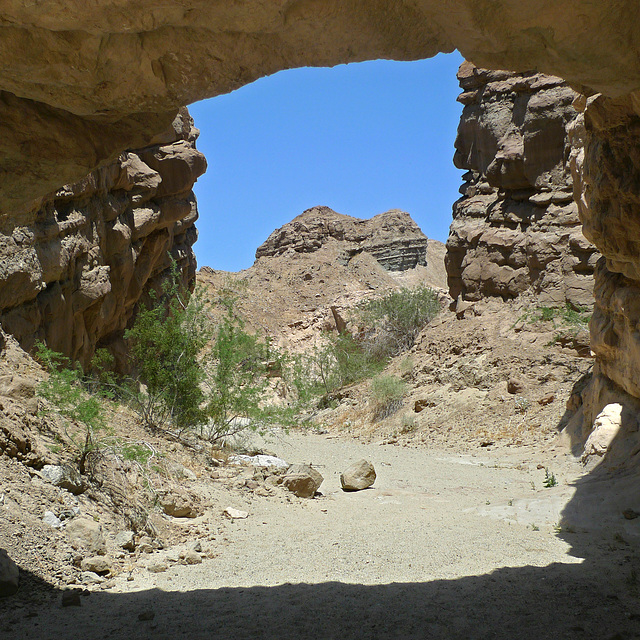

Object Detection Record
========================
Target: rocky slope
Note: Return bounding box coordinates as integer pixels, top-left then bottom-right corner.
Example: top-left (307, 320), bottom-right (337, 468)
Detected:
top-left (446, 62), bottom-right (599, 308)
top-left (0, 108), bottom-right (206, 369)
top-left (198, 207), bottom-right (447, 353)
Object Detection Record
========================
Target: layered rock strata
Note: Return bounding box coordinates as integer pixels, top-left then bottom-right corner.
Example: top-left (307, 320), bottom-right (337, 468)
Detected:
top-left (446, 62), bottom-right (599, 308)
top-left (0, 108), bottom-right (206, 368)
top-left (256, 207), bottom-right (429, 272)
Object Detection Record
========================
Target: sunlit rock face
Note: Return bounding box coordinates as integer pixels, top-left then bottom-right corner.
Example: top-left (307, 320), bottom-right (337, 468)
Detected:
top-left (1, 0), bottom-right (640, 427)
top-left (0, 109), bottom-right (206, 368)
top-left (255, 207), bottom-right (429, 272)
top-left (446, 63), bottom-right (599, 307)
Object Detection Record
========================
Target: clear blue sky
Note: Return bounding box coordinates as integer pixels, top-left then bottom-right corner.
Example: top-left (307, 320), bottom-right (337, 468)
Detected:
top-left (189, 51), bottom-right (465, 272)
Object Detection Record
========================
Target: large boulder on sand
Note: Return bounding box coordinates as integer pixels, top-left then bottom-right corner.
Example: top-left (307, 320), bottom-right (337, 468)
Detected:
top-left (340, 459), bottom-right (376, 491)
top-left (282, 464), bottom-right (323, 498)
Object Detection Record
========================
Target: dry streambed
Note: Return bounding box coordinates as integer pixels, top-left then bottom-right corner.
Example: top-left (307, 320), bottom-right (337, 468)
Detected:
top-left (6, 433), bottom-right (640, 639)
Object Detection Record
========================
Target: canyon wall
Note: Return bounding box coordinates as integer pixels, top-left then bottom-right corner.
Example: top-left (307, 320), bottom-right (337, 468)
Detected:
top-left (0, 108), bottom-right (206, 368)
top-left (446, 63), bottom-right (599, 308)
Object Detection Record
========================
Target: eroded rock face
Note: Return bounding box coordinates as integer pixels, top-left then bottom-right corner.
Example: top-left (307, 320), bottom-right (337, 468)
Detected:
top-left (0, 108), bottom-right (206, 368)
top-left (446, 63), bottom-right (600, 307)
top-left (256, 207), bottom-right (429, 272)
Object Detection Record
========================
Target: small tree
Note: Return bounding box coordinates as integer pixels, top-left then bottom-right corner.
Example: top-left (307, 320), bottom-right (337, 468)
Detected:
top-left (204, 290), bottom-right (269, 443)
top-left (36, 344), bottom-right (108, 474)
top-left (124, 260), bottom-right (209, 433)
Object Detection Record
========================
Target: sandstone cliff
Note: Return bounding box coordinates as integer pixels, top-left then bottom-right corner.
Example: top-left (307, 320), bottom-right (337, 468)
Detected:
top-left (446, 62), bottom-right (600, 308)
top-left (0, 108), bottom-right (206, 368)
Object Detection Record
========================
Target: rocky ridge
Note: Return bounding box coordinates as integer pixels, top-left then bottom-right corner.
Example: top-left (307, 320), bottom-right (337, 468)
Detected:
top-left (446, 62), bottom-right (599, 308)
top-left (199, 207), bottom-right (448, 354)
top-left (0, 108), bottom-right (206, 369)
top-left (256, 207), bottom-right (430, 272)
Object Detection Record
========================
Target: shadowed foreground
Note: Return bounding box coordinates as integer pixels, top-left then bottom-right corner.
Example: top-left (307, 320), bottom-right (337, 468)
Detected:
top-left (3, 557), bottom-right (639, 640)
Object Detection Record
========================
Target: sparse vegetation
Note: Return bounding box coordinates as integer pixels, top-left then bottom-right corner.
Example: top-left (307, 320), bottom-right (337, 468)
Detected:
top-left (518, 303), bottom-right (591, 337)
top-left (370, 374), bottom-right (407, 420)
top-left (355, 285), bottom-right (441, 360)
top-left (36, 343), bottom-right (110, 474)
top-left (543, 468), bottom-right (558, 488)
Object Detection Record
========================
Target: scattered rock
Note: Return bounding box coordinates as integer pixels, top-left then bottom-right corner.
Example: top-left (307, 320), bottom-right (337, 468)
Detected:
top-left (187, 541), bottom-right (202, 553)
top-left (65, 518), bottom-right (107, 555)
top-left (115, 531), bottom-right (136, 552)
top-left (224, 507), bottom-right (249, 520)
top-left (0, 549), bottom-right (19, 597)
top-left (182, 550), bottom-right (202, 565)
top-left (229, 454), bottom-right (289, 469)
top-left (80, 572), bottom-right (105, 585)
top-left (40, 464), bottom-right (86, 494)
top-left (61, 589), bottom-right (82, 607)
top-left (340, 459), bottom-right (376, 491)
top-left (147, 559), bottom-right (168, 574)
top-left (42, 510), bottom-right (63, 529)
top-left (414, 399), bottom-right (430, 413)
top-left (157, 490), bottom-right (199, 518)
top-left (507, 379), bottom-right (525, 394)
top-left (282, 464), bottom-right (324, 498)
top-left (538, 393), bottom-right (556, 406)
top-left (80, 556), bottom-right (111, 575)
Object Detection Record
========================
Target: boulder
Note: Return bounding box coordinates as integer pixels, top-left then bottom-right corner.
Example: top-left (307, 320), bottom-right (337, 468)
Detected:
top-left (115, 531), bottom-right (136, 552)
top-left (65, 518), bottom-right (107, 555)
top-left (340, 460), bottom-right (377, 491)
top-left (157, 490), bottom-right (199, 518)
top-left (80, 556), bottom-right (111, 575)
top-left (0, 549), bottom-right (19, 597)
top-left (282, 464), bottom-right (324, 498)
top-left (41, 464), bottom-right (86, 495)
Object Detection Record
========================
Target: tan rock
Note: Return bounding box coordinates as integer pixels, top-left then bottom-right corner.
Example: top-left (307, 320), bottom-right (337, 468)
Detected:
top-left (340, 460), bottom-right (377, 492)
top-left (65, 518), bottom-right (107, 556)
top-left (282, 464), bottom-right (324, 498)
top-left (0, 549), bottom-right (19, 597)
top-left (80, 556), bottom-right (111, 575)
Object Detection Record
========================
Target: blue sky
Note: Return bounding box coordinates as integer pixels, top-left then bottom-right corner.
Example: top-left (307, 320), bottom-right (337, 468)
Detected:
top-left (189, 51), bottom-right (465, 272)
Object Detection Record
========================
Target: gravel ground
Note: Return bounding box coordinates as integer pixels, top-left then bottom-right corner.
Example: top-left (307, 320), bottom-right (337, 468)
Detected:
top-left (4, 432), bottom-right (640, 639)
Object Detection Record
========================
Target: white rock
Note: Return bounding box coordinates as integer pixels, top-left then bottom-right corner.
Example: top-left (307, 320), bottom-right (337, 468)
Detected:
top-left (40, 464), bottom-right (86, 494)
top-left (229, 454), bottom-right (289, 469)
top-left (42, 511), bottom-right (63, 529)
top-left (224, 507), bottom-right (249, 519)
top-left (582, 403), bottom-right (623, 463)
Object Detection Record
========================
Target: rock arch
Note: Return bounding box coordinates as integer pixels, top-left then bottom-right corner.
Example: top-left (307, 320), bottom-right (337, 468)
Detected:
top-left (1, 0), bottom-right (640, 426)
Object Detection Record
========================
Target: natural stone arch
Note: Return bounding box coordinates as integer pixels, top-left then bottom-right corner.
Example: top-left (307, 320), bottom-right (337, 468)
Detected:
top-left (1, 0), bottom-right (640, 430)
top-left (2, 1), bottom-right (640, 213)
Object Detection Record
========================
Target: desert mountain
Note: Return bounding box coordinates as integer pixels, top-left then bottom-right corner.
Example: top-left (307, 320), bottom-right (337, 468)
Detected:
top-left (198, 206), bottom-right (447, 352)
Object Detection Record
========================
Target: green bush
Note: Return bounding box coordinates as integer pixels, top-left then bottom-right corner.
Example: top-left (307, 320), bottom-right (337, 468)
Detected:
top-left (370, 374), bottom-right (406, 420)
top-left (124, 260), bottom-right (209, 433)
top-left (355, 285), bottom-right (441, 359)
top-left (36, 344), bottom-right (109, 474)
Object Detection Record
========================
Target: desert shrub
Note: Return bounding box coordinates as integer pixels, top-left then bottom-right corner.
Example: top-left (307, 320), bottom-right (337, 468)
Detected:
top-left (355, 285), bottom-right (441, 359)
top-left (370, 374), bottom-right (407, 420)
top-left (124, 261), bottom-right (210, 434)
top-left (203, 289), bottom-right (270, 443)
top-left (36, 344), bottom-right (109, 474)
